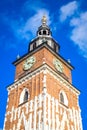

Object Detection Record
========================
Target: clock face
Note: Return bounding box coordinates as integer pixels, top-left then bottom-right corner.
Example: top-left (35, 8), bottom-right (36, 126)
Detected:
top-left (53, 58), bottom-right (63, 73)
top-left (23, 56), bottom-right (36, 70)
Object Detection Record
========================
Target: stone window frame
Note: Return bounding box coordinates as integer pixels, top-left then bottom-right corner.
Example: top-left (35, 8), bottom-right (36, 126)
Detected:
top-left (19, 88), bottom-right (29, 105)
top-left (59, 90), bottom-right (68, 106)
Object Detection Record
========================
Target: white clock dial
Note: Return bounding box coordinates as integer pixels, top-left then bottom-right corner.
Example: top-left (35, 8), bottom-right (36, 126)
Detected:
top-left (23, 56), bottom-right (36, 70)
top-left (53, 58), bottom-right (63, 73)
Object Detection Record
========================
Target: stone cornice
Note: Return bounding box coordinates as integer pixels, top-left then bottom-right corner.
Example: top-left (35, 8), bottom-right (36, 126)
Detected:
top-left (13, 42), bottom-right (74, 70)
top-left (7, 65), bottom-right (45, 92)
top-left (7, 64), bottom-right (80, 95)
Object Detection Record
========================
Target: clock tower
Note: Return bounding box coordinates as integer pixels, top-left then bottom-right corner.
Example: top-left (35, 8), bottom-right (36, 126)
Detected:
top-left (4, 16), bottom-right (83, 130)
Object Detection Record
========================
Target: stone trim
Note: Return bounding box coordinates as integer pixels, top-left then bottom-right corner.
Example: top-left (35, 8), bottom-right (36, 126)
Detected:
top-left (7, 64), bottom-right (80, 95)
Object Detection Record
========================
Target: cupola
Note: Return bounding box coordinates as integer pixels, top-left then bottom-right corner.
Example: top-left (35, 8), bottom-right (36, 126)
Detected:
top-left (37, 15), bottom-right (52, 36)
top-left (28, 16), bottom-right (60, 53)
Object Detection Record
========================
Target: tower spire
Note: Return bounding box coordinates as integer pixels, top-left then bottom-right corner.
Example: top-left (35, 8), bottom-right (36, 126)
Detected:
top-left (41, 15), bottom-right (47, 25)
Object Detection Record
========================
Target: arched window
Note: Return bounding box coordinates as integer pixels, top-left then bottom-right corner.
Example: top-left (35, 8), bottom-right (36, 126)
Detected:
top-left (24, 91), bottom-right (28, 102)
top-left (19, 88), bottom-right (29, 104)
top-left (39, 31), bottom-right (41, 35)
top-left (43, 30), bottom-right (46, 35)
top-left (59, 91), bottom-right (68, 106)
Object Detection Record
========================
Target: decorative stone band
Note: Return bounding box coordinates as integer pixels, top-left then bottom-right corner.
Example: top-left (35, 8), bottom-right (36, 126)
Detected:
top-left (7, 64), bottom-right (80, 96)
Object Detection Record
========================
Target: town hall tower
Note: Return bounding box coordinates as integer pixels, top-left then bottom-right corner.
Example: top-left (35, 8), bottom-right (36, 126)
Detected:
top-left (4, 16), bottom-right (83, 130)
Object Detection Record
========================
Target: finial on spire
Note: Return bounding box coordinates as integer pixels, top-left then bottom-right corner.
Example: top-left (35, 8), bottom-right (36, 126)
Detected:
top-left (16, 54), bottom-right (20, 59)
top-left (41, 15), bottom-right (47, 25)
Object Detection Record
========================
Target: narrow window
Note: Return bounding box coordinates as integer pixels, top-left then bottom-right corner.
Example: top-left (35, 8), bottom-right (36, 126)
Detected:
top-left (43, 30), bottom-right (46, 35)
top-left (39, 31), bottom-right (41, 35)
top-left (33, 42), bottom-right (36, 49)
top-left (24, 91), bottom-right (28, 102)
top-left (60, 92), bottom-right (64, 104)
top-left (48, 31), bottom-right (50, 35)
top-left (54, 43), bottom-right (56, 52)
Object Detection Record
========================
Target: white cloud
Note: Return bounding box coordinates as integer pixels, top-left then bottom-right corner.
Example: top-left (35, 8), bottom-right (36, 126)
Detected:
top-left (17, 9), bottom-right (51, 40)
top-left (22, 0), bottom-right (46, 13)
top-left (0, 0), bottom-right (52, 50)
top-left (59, 1), bottom-right (87, 58)
top-left (11, 0), bottom-right (51, 41)
top-left (7, 8), bottom-right (51, 42)
top-left (59, 1), bottom-right (78, 22)
top-left (70, 12), bottom-right (87, 58)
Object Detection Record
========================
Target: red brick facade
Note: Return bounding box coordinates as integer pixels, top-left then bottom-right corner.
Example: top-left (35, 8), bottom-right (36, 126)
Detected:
top-left (4, 16), bottom-right (82, 130)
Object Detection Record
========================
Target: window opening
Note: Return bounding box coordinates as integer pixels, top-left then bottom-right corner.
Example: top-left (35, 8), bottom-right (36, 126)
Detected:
top-left (24, 91), bottom-right (28, 102)
top-left (54, 43), bottom-right (56, 52)
top-left (43, 30), bottom-right (46, 35)
top-left (60, 92), bottom-right (64, 104)
top-left (33, 42), bottom-right (36, 49)
top-left (39, 31), bottom-right (41, 35)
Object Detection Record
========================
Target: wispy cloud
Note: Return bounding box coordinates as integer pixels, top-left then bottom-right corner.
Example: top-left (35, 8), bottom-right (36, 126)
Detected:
top-left (59, 1), bottom-right (78, 22)
top-left (10, 0), bottom-right (51, 41)
top-left (70, 12), bottom-right (87, 57)
top-left (0, 1), bottom-right (51, 50)
top-left (22, 0), bottom-right (46, 13)
top-left (59, 1), bottom-right (87, 58)
top-left (16, 9), bottom-right (51, 40)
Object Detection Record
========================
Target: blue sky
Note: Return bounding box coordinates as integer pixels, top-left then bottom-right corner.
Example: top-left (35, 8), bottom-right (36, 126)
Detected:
top-left (0, 0), bottom-right (87, 129)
